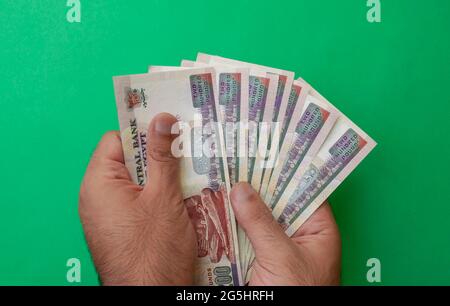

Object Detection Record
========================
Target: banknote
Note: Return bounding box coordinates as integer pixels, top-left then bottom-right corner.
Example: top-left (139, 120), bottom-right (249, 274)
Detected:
top-left (148, 66), bottom-right (190, 72)
top-left (196, 54), bottom-right (283, 278)
top-left (243, 91), bottom-right (338, 282)
top-left (150, 61), bottom-right (269, 281)
top-left (113, 67), bottom-right (243, 286)
top-left (149, 60), bottom-right (249, 275)
top-left (150, 63), bottom-right (250, 184)
top-left (263, 77), bottom-right (342, 203)
top-left (263, 93), bottom-right (339, 207)
top-left (272, 116), bottom-right (377, 237)
top-left (196, 53), bottom-right (279, 191)
top-left (259, 79), bottom-right (311, 198)
top-left (245, 115), bottom-right (375, 283)
top-left (197, 53), bottom-right (295, 193)
top-left (181, 60), bottom-right (250, 184)
top-left (244, 72), bottom-right (278, 278)
top-left (196, 53), bottom-right (295, 126)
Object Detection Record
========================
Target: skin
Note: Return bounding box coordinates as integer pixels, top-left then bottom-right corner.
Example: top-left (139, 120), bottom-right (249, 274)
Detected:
top-left (79, 112), bottom-right (341, 286)
top-left (231, 183), bottom-right (341, 285)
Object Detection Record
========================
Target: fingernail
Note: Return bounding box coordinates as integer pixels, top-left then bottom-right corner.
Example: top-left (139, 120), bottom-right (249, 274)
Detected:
top-left (154, 118), bottom-right (173, 136)
top-left (232, 183), bottom-right (256, 203)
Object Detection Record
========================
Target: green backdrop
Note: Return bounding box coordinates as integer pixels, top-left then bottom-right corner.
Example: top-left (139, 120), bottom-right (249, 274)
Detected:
top-left (1, 0), bottom-right (449, 285)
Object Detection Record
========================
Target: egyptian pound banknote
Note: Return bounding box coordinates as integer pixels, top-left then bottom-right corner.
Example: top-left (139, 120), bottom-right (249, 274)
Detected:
top-left (272, 116), bottom-right (376, 236)
top-left (264, 93), bottom-right (339, 207)
top-left (197, 53), bottom-right (295, 194)
top-left (114, 54), bottom-right (376, 285)
top-left (113, 67), bottom-right (243, 286)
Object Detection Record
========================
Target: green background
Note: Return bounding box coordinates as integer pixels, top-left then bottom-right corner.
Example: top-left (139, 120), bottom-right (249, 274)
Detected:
top-left (1, 0), bottom-right (449, 285)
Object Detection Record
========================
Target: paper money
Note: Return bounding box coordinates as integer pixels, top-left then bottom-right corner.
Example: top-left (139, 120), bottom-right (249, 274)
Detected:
top-left (196, 53), bottom-right (295, 127)
top-left (115, 54), bottom-right (377, 286)
top-left (197, 53), bottom-right (295, 194)
top-left (272, 116), bottom-right (377, 236)
top-left (196, 54), bottom-right (284, 278)
top-left (181, 61), bottom-right (250, 184)
top-left (244, 115), bottom-right (375, 283)
top-left (263, 93), bottom-right (339, 207)
top-left (242, 91), bottom-right (339, 282)
top-left (113, 67), bottom-right (243, 286)
top-left (259, 79), bottom-right (311, 198)
top-left (150, 62), bottom-right (253, 280)
top-left (150, 63), bottom-right (250, 185)
top-left (196, 53), bottom-right (279, 191)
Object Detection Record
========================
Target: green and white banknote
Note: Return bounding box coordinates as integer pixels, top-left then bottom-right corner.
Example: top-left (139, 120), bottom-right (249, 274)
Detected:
top-left (272, 116), bottom-right (377, 236)
top-left (113, 67), bottom-right (243, 286)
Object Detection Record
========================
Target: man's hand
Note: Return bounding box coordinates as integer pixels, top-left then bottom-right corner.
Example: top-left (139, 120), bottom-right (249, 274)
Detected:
top-left (79, 113), bottom-right (196, 285)
top-left (231, 182), bottom-right (341, 286)
top-left (79, 111), bottom-right (341, 286)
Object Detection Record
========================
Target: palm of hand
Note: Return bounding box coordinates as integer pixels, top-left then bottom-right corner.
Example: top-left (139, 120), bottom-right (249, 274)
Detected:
top-left (247, 203), bottom-right (341, 286)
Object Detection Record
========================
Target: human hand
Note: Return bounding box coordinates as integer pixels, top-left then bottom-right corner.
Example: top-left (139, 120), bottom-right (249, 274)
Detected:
top-left (79, 113), bottom-right (196, 285)
top-left (231, 182), bottom-right (341, 286)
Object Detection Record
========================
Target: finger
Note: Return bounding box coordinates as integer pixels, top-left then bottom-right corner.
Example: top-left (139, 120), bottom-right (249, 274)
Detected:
top-left (80, 131), bottom-right (132, 209)
top-left (231, 182), bottom-right (290, 254)
top-left (86, 131), bottom-right (131, 183)
top-left (93, 131), bottom-right (124, 163)
top-left (143, 113), bottom-right (180, 192)
top-left (293, 201), bottom-right (340, 238)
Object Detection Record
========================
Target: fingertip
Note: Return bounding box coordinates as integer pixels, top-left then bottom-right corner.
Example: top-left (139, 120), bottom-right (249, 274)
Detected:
top-left (144, 113), bottom-right (181, 189)
top-left (231, 183), bottom-right (287, 253)
top-left (101, 130), bottom-right (121, 142)
top-left (94, 131), bottom-right (124, 162)
top-left (97, 131), bottom-right (121, 151)
top-left (148, 112), bottom-right (179, 137)
top-left (230, 182), bottom-right (269, 226)
top-left (231, 182), bottom-right (257, 205)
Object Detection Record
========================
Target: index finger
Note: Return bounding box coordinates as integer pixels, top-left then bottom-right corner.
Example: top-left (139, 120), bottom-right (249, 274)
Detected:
top-left (92, 131), bottom-right (125, 163)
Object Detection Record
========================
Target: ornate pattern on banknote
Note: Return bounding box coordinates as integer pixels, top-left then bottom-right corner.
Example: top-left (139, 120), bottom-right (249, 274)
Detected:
top-left (259, 75), bottom-right (288, 185)
top-left (277, 128), bottom-right (367, 228)
top-left (271, 74), bottom-right (287, 122)
top-left (270, 103), bottom-right (330, 208)
top-left (219, 73), bottom-right (241, 184)
top-left (188, 73), bottom-right (239, 285)
top-left (185, 186), bottom-right (232, 265)
top-left (279, 84), bottom-right (302, 147)
top-left (247, 76), bottom-right (269, 181)
top-left (190, 74), bottom-right (225, 190)
top-left (125, 87), bottom-right (147, 109)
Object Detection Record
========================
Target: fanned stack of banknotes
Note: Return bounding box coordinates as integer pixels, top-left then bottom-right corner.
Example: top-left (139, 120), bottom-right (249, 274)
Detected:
top-left (113, 53), bottom-right (376, 286)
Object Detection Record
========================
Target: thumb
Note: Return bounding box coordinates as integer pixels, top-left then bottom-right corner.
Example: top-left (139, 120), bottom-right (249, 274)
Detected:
top-left (231, 182), bottom-right (290, 256)
top-left (143, 112), bottom-right (181, 194)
